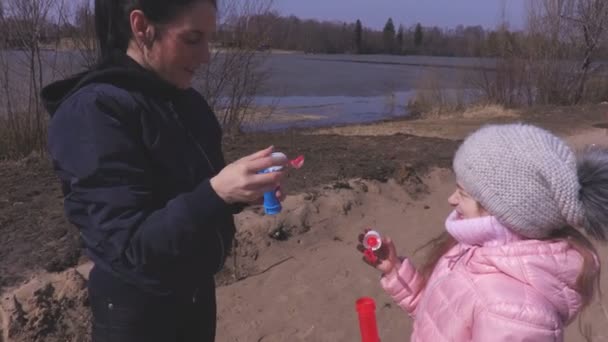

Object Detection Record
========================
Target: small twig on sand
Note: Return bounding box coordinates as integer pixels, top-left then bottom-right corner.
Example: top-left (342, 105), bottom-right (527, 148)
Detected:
top-left (237, 256), bottom-right (295, 281)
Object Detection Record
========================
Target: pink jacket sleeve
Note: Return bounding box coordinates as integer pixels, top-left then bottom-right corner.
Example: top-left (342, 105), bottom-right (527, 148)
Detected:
top-left (472, 305), bottom-right (562, 341)
top-left (380, 259), bottom-right (425, 316)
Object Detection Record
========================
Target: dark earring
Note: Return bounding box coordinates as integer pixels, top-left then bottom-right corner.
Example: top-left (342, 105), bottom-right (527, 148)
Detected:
top-left (144, 28), bottom-right (155, 47)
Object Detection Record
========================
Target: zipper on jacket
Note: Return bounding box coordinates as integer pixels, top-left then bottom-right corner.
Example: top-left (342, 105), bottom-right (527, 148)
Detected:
top-left (166, 102), bottom-right (226, 270)
top-left (416, 249), bottom-right (469, 317)
top-left (166, 103), bottom-right (217, 174)
top-left (416, 272), bottom-right (452, 317)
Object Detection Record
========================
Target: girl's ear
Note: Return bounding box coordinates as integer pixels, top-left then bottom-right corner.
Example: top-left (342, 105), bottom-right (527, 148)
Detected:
top-left (476, 201), bottom-right (490, 217)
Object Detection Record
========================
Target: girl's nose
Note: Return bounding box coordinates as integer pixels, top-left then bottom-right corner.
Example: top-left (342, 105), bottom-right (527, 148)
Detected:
top-left (448, 192), bottom-right (458, 206)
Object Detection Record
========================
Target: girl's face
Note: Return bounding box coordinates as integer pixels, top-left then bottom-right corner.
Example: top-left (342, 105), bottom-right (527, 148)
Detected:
top-left (448, 183), bottom-right (489, 220)
top-left (130, 1), bottom-right (216, 89)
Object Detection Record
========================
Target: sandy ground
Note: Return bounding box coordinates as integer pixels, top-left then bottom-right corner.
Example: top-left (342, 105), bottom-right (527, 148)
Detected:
top-left (2, 104), bottom-right (608, 341)
top-left (214, 127), bottom-right (608, 342)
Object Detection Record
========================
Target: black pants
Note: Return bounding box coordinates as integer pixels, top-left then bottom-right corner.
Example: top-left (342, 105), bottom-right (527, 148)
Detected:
top-left (88, 266), bottom-right (216, 342)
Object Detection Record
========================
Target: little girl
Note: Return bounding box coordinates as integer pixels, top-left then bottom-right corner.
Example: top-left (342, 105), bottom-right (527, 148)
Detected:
top-left (359, 123), bottom-right (607, 341)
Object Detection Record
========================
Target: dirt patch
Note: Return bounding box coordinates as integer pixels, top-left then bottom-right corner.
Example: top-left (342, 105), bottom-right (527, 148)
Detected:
top-left (0, 154), bottom-right (82, 291)
top-left (223, 131), bottom-right (457, 192)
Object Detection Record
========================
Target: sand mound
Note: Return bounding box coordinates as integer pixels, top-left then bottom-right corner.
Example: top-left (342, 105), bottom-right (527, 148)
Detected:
top-left (1, 269), bottom-right (90, 342)
top-left (218, 166), bottom-right (431, 286)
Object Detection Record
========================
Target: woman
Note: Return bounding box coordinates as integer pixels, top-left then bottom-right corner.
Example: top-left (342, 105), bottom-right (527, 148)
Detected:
top-left (41, 0), bottom-right (283, 340)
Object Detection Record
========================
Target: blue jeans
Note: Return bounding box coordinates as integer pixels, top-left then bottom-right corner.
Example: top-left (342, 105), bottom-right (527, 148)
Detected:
top-left (88, 266), bottom-right (216, 342)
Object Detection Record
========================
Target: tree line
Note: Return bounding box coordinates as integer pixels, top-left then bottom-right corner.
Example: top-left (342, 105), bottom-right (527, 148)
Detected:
top-left (220, 12), bottom-right (608, 58)
top-left (6, 1), bottom-right (605, 60)
top-left (221, 12), bottom-right (522, 57)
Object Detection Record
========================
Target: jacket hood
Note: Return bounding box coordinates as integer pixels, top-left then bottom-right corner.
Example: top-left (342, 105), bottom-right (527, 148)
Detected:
top-left (41, 51), bottom-right (182, 116)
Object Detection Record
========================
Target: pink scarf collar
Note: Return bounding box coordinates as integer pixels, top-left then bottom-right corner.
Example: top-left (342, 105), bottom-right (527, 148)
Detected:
top-left (445, 210), bottom-right (523, 247)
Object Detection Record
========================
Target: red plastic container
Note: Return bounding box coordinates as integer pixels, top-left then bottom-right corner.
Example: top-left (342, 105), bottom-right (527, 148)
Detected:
top-left (356, 297), bottom-right (381, 342)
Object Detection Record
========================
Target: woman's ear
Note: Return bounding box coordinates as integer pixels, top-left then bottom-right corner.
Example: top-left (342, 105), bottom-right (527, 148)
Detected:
top-left (129, 9), bottom-right (151, 47)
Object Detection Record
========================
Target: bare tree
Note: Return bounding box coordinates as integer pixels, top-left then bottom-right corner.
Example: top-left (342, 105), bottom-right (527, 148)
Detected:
top-left (472, 0), bottom-right (608, 108)
top-left (70, 0), bottom-right (96, 68)
top-left (196, 0), bottom-right (276, 135)
top-left (524, 0), bottom-right (608, 104)
top-left (0, 0), bottom-right (57, 159)
top-left (562, 0), bottom-right (608, 102)
top-left (47, 0), bottom-right (96, 77)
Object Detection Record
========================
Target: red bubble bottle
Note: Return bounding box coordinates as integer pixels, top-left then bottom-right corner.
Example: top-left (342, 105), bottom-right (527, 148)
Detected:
top-left (356, 297), bottom-right (381, 342)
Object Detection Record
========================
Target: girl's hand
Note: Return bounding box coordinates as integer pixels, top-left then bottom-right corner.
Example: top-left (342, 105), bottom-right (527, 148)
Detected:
top-left (357, 231), bottom-right (400, 275)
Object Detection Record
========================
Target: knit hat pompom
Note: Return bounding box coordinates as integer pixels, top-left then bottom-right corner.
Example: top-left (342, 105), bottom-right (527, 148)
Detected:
top-left (577, 145), bottom-right (608, 241)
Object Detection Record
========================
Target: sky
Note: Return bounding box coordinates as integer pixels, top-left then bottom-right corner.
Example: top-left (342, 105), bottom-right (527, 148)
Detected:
top-left (274, 0), bottom-right (528, 31)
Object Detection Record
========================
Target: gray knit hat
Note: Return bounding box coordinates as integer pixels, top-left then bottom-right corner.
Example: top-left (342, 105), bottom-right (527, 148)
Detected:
top-left (453, 123), bottom-right (586, 239)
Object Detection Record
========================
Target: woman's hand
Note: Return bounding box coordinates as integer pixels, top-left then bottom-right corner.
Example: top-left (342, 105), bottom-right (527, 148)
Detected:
top-left (211, 146), bottom-right (287, 204)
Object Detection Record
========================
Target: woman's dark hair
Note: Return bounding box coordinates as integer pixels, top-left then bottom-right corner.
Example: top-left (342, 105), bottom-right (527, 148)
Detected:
top-left (94, 0), bottom-right (217, 60)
